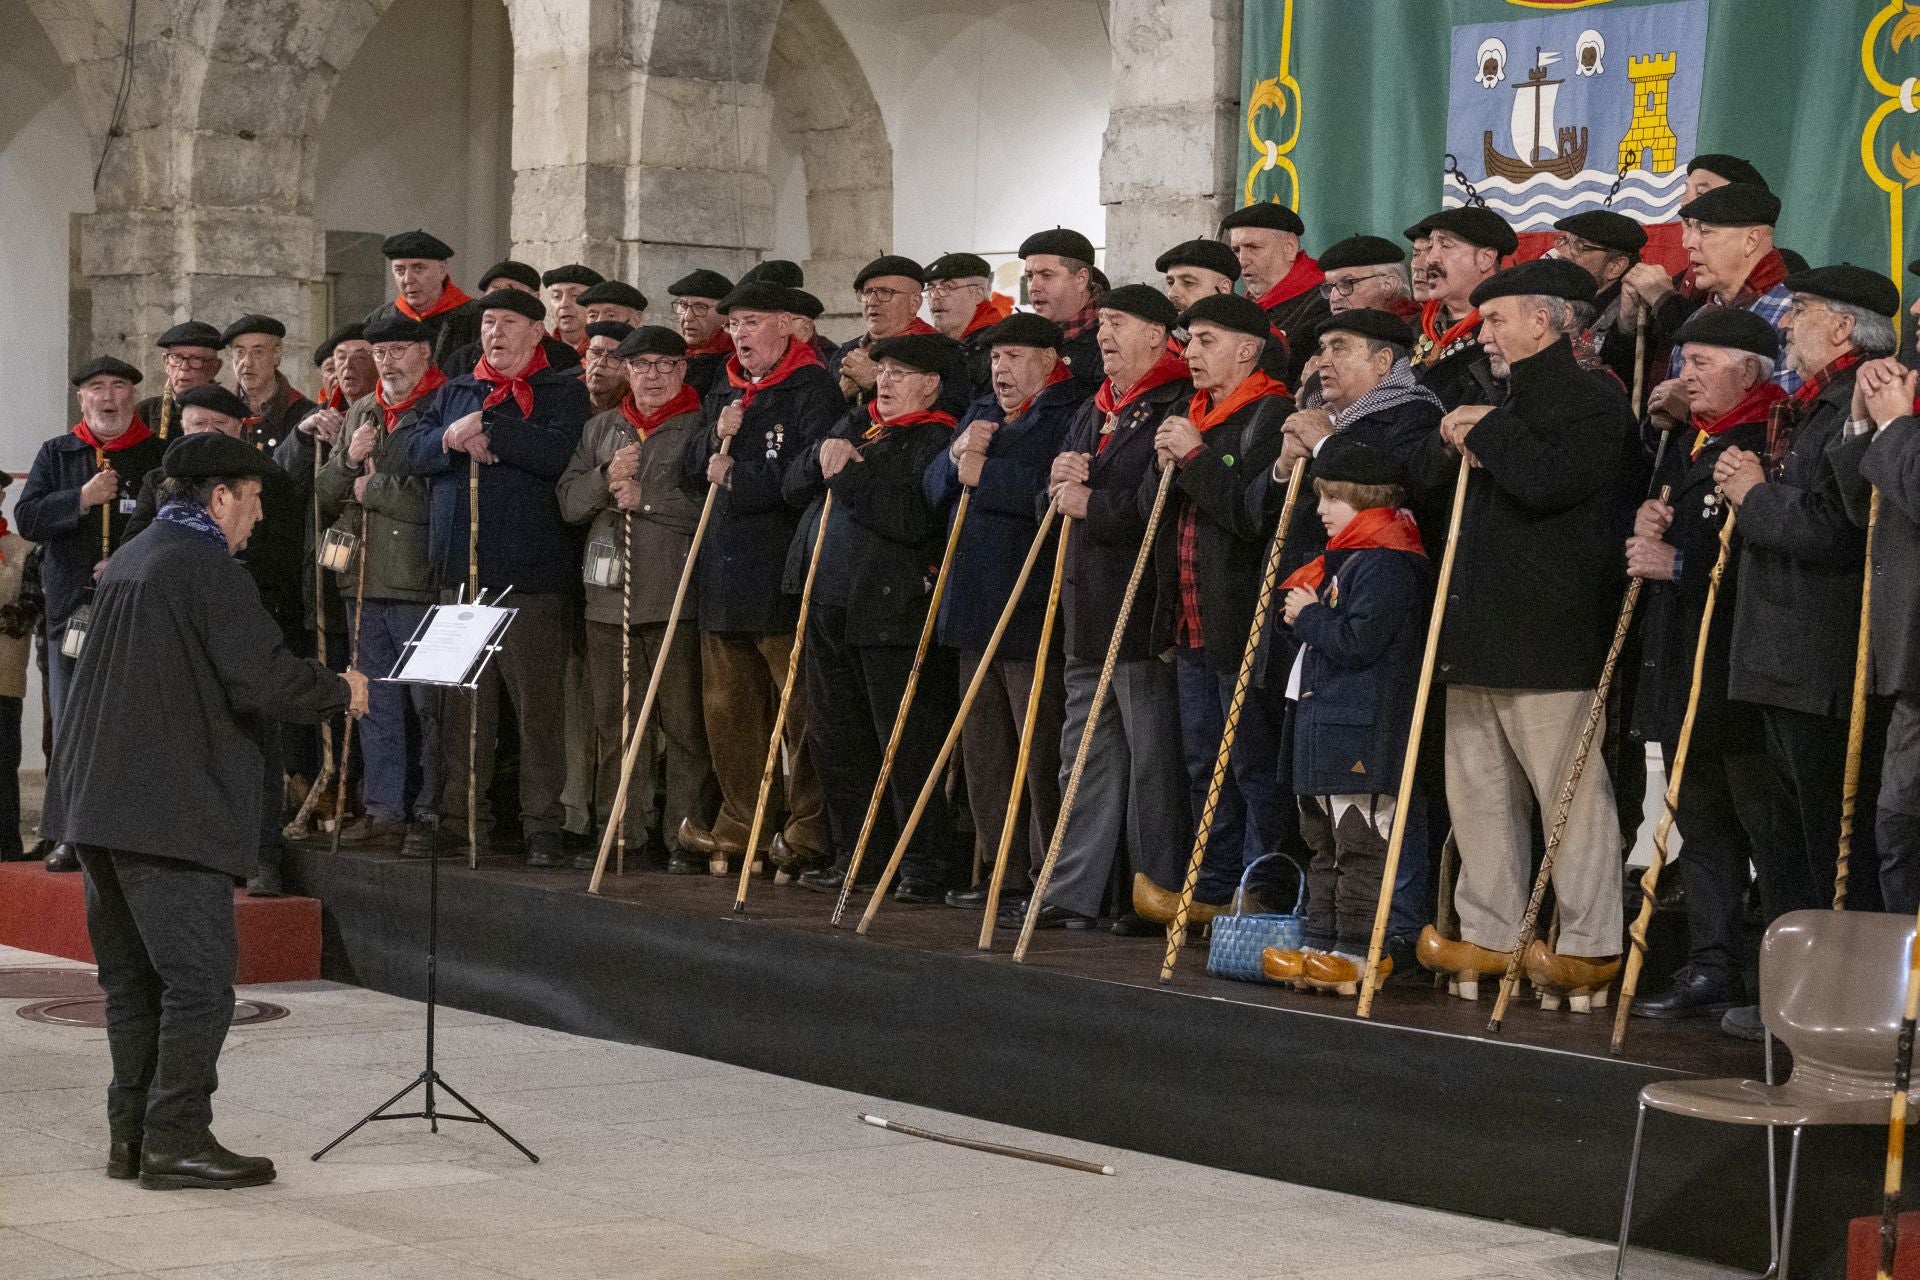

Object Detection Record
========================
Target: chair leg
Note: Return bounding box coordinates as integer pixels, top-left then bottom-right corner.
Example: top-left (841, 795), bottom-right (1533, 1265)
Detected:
top-left (1777, 1126), bottom-right (1802, 1280)
top-left (1759, 1036), bottom-right (1779, 1280)
top-left (1614, 1102), bottom-right (1649, 1279)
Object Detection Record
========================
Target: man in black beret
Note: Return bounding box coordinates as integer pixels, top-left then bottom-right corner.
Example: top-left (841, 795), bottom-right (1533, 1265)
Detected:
top-left (830, 254), bottom-right (938, 410)
top-left (668, 268), bottom-right (737, 399)
top-left (1156, 239), bottom-right (1240, 313)
top-left (383, 229), bottom-right (479, 373)
top-left (925, 312), bottom-right (1086, 911)
top-left (581, 320), bottom-right (637, 417)
top-left (44, 425), bottom-right (363, 1192)
top-left (1685, 153), bottom-right (1769, 200)
top-left (1408, 259), bottom-right (1632, 1003)
top-left (1406, 206), bottom-right (1516, 410)
top-left (741, 259), bottom-right (805, 289)
top-left (1018, 228), bottom-right (1105, 393)
top-left (476, 260), bottom-right (542, 295)
top-left (541, 264), bottom-right (605, 355)
top-left (1551, 211), bottom-right (1649, 390)
top-left (925, 252), bottom-right (1012, 406)
top-left (1219, 202), bottom-right (1330, 383)
top-left (438, 283), bottom-right (580, 380)
top-left (217, 315), bottom-right (316, 455)
top-left (137, 322), bottom-right (225, 442)
top-left (1316, 235), bottom-right (1415, 321)
top-left (580, 280), bottom-right (648, 328)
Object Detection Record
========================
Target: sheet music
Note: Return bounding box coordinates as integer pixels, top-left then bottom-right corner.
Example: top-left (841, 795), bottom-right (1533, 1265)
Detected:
top-left (391, 604), bottom-right (511, 685)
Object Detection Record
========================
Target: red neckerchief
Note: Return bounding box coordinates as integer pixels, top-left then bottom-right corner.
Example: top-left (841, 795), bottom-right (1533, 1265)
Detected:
top-left (1007, 362), bottom-right (1074, 423)
top-left (569, 334), bottom-right (591, 357)
top-left (864, 318), bottom-right (938, 344)
top-left (1254, 254), bottom-right (1325, 310)
top-left (394, 279), bottom-right (472, 322)
top-left (1765, 351), bottom-right (1861, 471)
top-left (72, 417), bottom-right (154, 453)
top-left (1092, 351), bottom-right (1190, 452)
top-left (377, 364), bottom-right (448, 431)
top-left (863, 405), bottom-right (958, 441)
top-left (1420, 299), bottom-right (1482, 349)
top-left (962, 295), bottom-right (1015, 337)
top-left (1724, 250), bottom-right (1789, 309)
top-left (1188, 370), bottom-right (1288, 432)
top-left (619, 384), bottom-right (702, 438)
top-left (1691, 381), bottom-right (1786, 459)
top-left (1280, 507), bottom-right (1426, 593)
top-left (475, 344), bottom-right (551, 417)
top-left (726, 337), bottom-right (826, 411)
top-left (688, 331), bottom-right (735, 359)
top-left (325, 386), bottom-right (348, 411)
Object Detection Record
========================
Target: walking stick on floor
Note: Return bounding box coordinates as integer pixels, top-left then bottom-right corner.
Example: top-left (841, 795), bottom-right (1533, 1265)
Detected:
top-left (286, 437), bottom-right (338, 842)
top-left (588, 436), bottom-right (731, 896)
top-left (466, 451), bottom-right (480, 868)
top-left (1012, 467), bottom-right (1180, 962)
top-left (1487, 483), bottom-right (1674, 1032)
top-left (1612, 508), bottom-right (1738, 1054)
top-left (618, 502), bottom-right (633, 877)
top-left (1632, 311), bottom-right (1649, 418)
top-left (1836, 487), bottom-right (1881, 910)
top-left (853, 502), bottom-right (1062, 935)
top-left (330, 506), bottom-right (369, 857)
top-left (1356, 461), bottom-right (1472, 1018)
top-left (979, 523), bottom-right (1071, 950)
top-left (733, 490), bottom-right (832, 913)
top-left (829, 489), bottom-right (973, 926)
top-left (1160, 457), bottom-right (1307, 983)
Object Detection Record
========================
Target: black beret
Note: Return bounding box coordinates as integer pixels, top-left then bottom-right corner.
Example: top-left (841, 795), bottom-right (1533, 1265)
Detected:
top-left (741, 259), bottom-right (805, 288)
top-left (853, 255), bottom-right (925, 291)
top-left (1218, 203), bottom-right (1305, 237)
top-left (1311, 308), bottom-right (1416, 351)
top-left (1678, 182), bottom-right (1780, 228)
top-left (363, 311), bottom-right (434, 345)
top-left (579, 280), bottom-right (649, 312)
top-left (477, 259), bottom-right (541, 292)
top-left (787, 289), bottom-right (825, 320)
top-left (1553, 210), bottom-right (1647, 255)
top-left (70, 355), bottom-right (142, 387)
top-left (155, 320), bottom-right (223, 350)
top-left (1098, 283), bottom-right (1180, 330)
top-left (1315, 434), bottom-right (1408, 490)
top-left (314, 322), bottom-right (366, 368)
top-left (668, 269), bottom-right (735, 300)
top-left (868, 332), bottom-right (961, 376)
top-left (381, 229), bottom-right (454, 260)
top-left (474, 287), bottom-right (546, 322)
top-left (1687, 153), bottom-right (1769, 191)
top-left (923, 252), bottom-right (993, 282)
top-left (1671, 306), bottom-right (1780, 361)
top-left (716, 282), bottom-right (795, 315)
top-left (1018, 227), bottom-right (1097, 263)
top-left (541, 264), bottom-right (604, 289)
top-left (1470, 258), bottom-right (1596, 308)
top-left (1179, 293), bottom-right (1274, 341)
top-left (175, 383), bottom-right (251, 420)
top-left (584, 321), bottom-right (635, 345)
top-left (1779, 248), bottom-right (1810, 275)
top-left (1154, 239), bottom-right (1240, 281)
top-left (163, 431), bottom-right (273, 481)
top-left (1415, 206), bottom-right (1518, 255)
top-left (614, 326), bottom-right (689, 360)
top-left (981, 312), bottom-right (1065, 351)
top-left (1784, 264), bottom-right (1901, 316)
top-left (220, 314), bottom-right (286, 346)
top-left (1317, 235), bottom-right (1406, 272)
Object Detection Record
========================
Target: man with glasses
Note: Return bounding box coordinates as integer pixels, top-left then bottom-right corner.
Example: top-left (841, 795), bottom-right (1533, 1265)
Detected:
top-left (830, 254), bottom-right (938, 409)
top-left (668, 269), bottom-right (736, 400)
top-left (137, 322), bottom-right (225, 440)
top-left (222, 316), bottom-right (317, 454)
top-left (1550, 210), bottom-right (1648, 390)
top-left (926, 251), bottom-right (1013, 405)
top-left (1316, 236), bottom-right (1415, 320)
top-left (1019, 228), bottom-right (1106, 393)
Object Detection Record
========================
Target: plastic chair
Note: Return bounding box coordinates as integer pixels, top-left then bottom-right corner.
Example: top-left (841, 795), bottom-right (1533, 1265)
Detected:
top-left (1614, 909), bottom-right (1919, 1279)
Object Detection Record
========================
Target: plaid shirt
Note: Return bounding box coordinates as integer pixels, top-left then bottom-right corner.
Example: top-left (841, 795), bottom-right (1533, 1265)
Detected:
top-left (1060, 298), bottom-right (1101, 343)
top-left (1764, 351), bottom-right (1860, 474)
top-left (1665, 251), bottom-right (1800, 394)
top-left (1175, 500), bottom-right (1204, 649)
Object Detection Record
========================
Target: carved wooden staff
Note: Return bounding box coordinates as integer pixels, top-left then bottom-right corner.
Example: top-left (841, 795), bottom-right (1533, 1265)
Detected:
top-left (1011, 468), bottom-right (1180, 962)
top-left (330, 504), bottom-right (369, 857)
top-left (285, 435), bottom-right (337, 841)
top-left (1356, 462), bottom-right (1472, 1017)
top-left (618, 420), bottom-right (636, 876)
top-left (1611, 508), bottom-right (1738, 1053)
top-left (854, 502), bottom-right (1062, 935)
top-left (587, 435), bottom-right (732, 896)
top-left (978, 524), bottom-right (1070, 950)
top-left (1159, 457), bottom-right (1306, 982)
top-left (465, 451), bottom-right (480, 868)
top-left (157, 382), bottom-right (175, 440)
top-left (1836, 488), bottom-right (1881, 910)
top-left (732, 490), bottom-right (832, 913)
top-left (829, 489), bottom-right (972, 926)
top-left (1631, 311), bottom-right (1649, 417)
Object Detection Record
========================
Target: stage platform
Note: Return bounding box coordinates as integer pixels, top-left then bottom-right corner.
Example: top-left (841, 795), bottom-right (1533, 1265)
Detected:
top-left (288, 842), bottom-right (1885, 1274)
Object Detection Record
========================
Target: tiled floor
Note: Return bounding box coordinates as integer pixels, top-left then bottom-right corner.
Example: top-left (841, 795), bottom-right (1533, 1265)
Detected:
top-left (0, 944), bottom-right (1739, 1279)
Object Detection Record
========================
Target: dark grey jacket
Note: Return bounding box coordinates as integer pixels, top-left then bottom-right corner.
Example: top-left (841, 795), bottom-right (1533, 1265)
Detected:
top-left (1832, 414), bottom-right (1920, 697)
top-left (315, 395), bottom-right (438, 604)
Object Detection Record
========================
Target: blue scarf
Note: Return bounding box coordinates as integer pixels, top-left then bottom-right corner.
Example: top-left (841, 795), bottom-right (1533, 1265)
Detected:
top-left (156, 500), bottom-right (230, 553)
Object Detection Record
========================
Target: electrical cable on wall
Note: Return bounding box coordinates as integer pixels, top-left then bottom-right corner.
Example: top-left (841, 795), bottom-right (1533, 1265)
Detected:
top-left (93, 0), bottom-right (137, 191)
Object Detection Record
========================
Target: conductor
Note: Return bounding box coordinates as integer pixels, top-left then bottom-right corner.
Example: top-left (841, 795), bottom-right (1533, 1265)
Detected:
top-left (42, 433), bottom-right (369, 1190)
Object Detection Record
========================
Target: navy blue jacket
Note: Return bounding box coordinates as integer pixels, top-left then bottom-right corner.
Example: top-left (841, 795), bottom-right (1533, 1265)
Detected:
top-left (1289, 545), bottom-right (1430, 797)
top-left (399, 364), bottom-right (588, 596)
top-left (17, 430), bottom-right (168, 627)
top-left (923, 379), bottom-right (1086, 654)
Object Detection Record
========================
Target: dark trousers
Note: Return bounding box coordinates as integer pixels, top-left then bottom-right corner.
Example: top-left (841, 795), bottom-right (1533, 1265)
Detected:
top-left (1757, 702), bottom-right (1889, 917)
top-left (1665, 736), bottom-right (1772, 982)
top-left (1300, 793), bottom-right (1426, 952)
top-left (440, 591), bottom-right (571, 837)
top-left (1879, 693), bottom-right (1920, 914)
top-left (257, 730), bottom-right (285, 882)
top-left (357, 599), bottom-right (439, 821)
top-left (1174, 648), bottom-right (1289, 904)
top-left (958, 647), bottom-right (1064, 889)
top-left (804, 604), bottom-right (961, 887)
top-left (78, 847), bottom-right (236, 1151)
top-left (0, 694), bottom-right (20, 857)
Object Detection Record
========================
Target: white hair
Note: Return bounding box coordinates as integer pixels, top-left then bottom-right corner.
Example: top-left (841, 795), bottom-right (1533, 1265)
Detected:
top-left (1831, 302), bottom-right (1898, 358)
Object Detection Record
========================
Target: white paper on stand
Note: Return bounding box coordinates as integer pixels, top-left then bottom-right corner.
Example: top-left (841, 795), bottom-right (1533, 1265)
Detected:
top-left (391, 604), bottom-right (511, 685)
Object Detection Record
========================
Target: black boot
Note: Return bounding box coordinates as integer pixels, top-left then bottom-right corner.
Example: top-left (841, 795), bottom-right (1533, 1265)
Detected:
top-left (106, 1138), bottom-right (141, 1180)
top-left (43, 843), bottom-right (80, 873)
top-left (1632, 965), bottom-right (1743, 1020)
top-left (139, 1139), bottom-right (275, 1190)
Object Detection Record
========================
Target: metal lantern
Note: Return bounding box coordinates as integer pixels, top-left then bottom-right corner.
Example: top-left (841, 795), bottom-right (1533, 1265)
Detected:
top-left (583, 528), bottom-right (622, 588)
top-left (60, 605), bottom-right (90, 659)
top-left (318, 527), bottom-right (358, 572)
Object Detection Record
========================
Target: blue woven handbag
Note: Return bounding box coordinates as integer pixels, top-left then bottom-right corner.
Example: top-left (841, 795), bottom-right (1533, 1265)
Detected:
top-left (1205, 852), bottom-right (1307, 983)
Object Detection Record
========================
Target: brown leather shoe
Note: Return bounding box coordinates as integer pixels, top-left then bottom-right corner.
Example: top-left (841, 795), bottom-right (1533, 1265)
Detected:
top-left (1414, 925), bottom-right (1514, 1001)
top-left (1261, 947), bottom-right (1307, 984)
top-left (1131, 873), bottom-right (1226, 926)
top-left (1522, 940), bottom-right (1620, 1013)
top-left (1302, 950), bottom-right (1391, 996)
top-left (768, 832), bottom-right (827, 874)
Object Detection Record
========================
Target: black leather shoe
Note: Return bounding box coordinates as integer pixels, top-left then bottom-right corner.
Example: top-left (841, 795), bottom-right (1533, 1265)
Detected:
top-left (1109, 910), bottom-right (1159, 937)
top-left (1720, 1004), bottom-right (1766, 1041)
top-left (1000, 900), bottom-right (1094, 931)
top-left (796, 866), bottom-right (848, 895)
top-left (1632, 966), bottom-right (1743, 1020)
top-left (245, 867), bottom-right (285, 898)
top-left (399, 820), bottom-right (440, 859)
top-left (893, 878), bottom-right (947, 905)
top-left (944, 885), bottom-right (1030, 909)
top-left (106, 1139), bottom-right (141, 1180)
top-left (666, 851), bottom-right (704, 875)
top-left (139, 1140), bottom-right (275, 1190)
top-left (525, 831), bottom-right (564, 868)
top-left (44, 843), bottom-right (81, 873)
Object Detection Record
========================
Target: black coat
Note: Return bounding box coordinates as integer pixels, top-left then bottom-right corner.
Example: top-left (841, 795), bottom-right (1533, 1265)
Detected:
top-left (16, 430), bottom-right (168, 627)
top-left (953, 327), bottom-right (995, 408)
top-left (243, 378), bottom-right (318, 453)
top-left (1415, 333), bottom-right (1500, 411)
top-left (682, 354), bottom-right (843, 633)
top-left (1729, 368), bottom-right (1868, 716)
top-left (1833, 416), bottom-right (1920, 697)
top-left (685, 344), bottom-right (732, 402)
top-left (43, 521), bottom-right (346, 877)
top-left (1261, 286), bottom-right (1331, 388)
top-left (422, 300), bottom-right (484, 376)
top-left (1410, 337), bottom-right (1633, 691)
top-left (1058, 325), bottom-right (1104, 397)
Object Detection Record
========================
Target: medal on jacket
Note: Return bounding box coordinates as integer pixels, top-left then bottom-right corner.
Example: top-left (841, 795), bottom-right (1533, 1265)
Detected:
top-left (764, 422), bottom-right (784, 461)
top-left (1702, 488), bottom-right (1724, 520)
top-left (1100, 411), bottom-right (1117, 440)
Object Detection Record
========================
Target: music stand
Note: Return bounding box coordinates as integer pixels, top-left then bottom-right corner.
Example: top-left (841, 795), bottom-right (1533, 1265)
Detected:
top-left (312, 589), bottom-right (537, 1164)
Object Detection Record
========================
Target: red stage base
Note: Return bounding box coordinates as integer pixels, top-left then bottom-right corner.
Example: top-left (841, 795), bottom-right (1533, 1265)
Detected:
top-left (0, 861), bottom-right (320, 984)
top-left (1852, 1212), bottom-right (1920, 1278)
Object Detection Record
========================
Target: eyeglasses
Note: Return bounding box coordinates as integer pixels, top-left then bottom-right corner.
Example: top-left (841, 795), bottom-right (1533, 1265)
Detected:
top-left (163, 352), bottom-right (220, 368)
top-left (1785, 298), bottom-right (1832, 319)
top-left (625, 358), bottom-right (686, 375)
top-left (1552, 235), bottom-right (1607, 258)
top-left (926, 280), bottom-right (983, 298)
top-left (369, 347), bottom-right (420, 363)
top-left (859, 286), bottom-right (917, 304)
top-left (671, 300), bottom-right (715, 318)
top-left (583, 349), bottom-right (623, 365)
top-left (873, 365), bottom-right (934, 383)
top-left (1317, 273), bottom-right (1394, 299)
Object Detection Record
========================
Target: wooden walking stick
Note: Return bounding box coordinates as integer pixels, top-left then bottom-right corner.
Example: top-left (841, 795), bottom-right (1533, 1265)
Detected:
top-left (854, 502), bottom-right (1062, 935)
top-left (466, 451), bottom-right (480, 868)
top-left (1836, 488), bottom-right (1881, 910)
top-left (1159, 457), bottom-right (1307, 982)
top-left (1487, 482), bottom-right (1675, 1031)
top-left (285, 437), bottom-right (338, 841)
top-left (1612, 508), bottom-right (1738, 1054)
top-left (330, 505), bottom-right (369, 857)
top-left (733, 491), bottom-right (832, 913)
top-left (157, 382), bottom-right (175, 440)
top-left (978, 524), bottom-right (1071, 950)
top-left (829, 490), bottom-right (973, 926)
top-left (1877, 895), bottom-right (1920, 1278)
top-left (1012, 468), bottom-right (1180, 962)
top-left (587, 436), bottom-right (732, 895)
top-left (1631, 310), bottom-right (1649, 418)
top-left (1356, 462), bottom-right (1472, 1017)
top-left (618, 506), bottom-right (632, 877)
